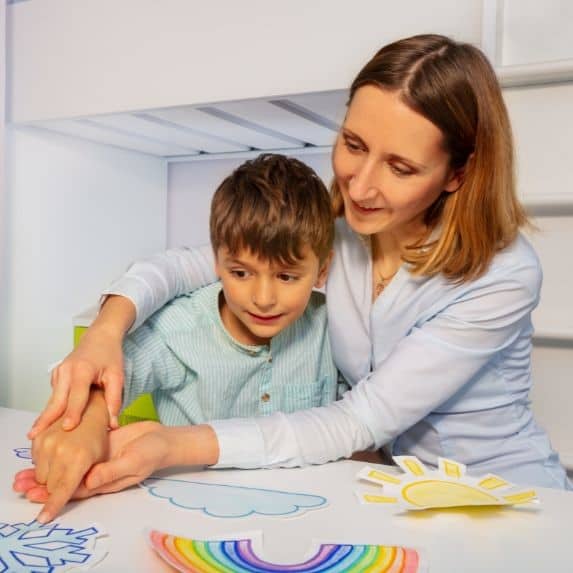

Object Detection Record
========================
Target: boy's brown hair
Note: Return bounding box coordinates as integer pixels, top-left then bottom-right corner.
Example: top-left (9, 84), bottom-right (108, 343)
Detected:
top-left (210, 154), bottom-right (334, 264)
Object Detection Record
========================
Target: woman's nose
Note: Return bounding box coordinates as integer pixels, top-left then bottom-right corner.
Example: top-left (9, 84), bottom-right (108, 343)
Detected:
top-left (347, 161), bottom-right (381, 202)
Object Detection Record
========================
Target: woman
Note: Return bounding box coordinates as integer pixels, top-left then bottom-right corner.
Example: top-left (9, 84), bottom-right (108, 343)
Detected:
top-left (26, 34), bottom-right (572, 494)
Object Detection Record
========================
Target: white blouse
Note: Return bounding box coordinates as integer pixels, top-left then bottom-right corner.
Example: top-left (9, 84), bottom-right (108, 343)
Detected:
top-left (104, 219), bottom-right (571, 489)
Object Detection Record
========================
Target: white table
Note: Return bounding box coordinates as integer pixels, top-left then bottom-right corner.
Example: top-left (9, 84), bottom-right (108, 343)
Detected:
top-left (2, 407), bottom-right (573, 572)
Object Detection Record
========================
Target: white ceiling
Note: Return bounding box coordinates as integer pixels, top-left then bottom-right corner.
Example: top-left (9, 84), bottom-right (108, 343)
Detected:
top-left (29, 90), bottom-right (349, 159)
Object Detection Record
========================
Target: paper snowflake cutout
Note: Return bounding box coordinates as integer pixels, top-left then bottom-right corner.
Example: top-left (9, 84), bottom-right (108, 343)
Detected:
top-left (0, 520), bottom-right (103, 573)
top-left (357, 456), bottom-right (539, 510)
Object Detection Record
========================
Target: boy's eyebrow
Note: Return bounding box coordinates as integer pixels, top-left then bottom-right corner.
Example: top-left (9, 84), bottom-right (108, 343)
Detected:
top-left (225, 255), bottom-right (306, 270)
top-left (341, 127), bottom-right (427, 170)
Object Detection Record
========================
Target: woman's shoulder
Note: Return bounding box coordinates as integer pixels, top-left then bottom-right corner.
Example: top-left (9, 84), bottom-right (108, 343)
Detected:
top-left (487, 233), bottom-right (542, 292)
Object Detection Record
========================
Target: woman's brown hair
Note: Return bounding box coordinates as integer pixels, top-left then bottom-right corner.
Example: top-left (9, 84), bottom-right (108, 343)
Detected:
top-left (331, 34), bottom-right (529, 282)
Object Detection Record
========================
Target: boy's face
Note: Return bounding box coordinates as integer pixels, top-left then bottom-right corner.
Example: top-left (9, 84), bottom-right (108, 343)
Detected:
top-left (215, 246), bottom-right (331, 346)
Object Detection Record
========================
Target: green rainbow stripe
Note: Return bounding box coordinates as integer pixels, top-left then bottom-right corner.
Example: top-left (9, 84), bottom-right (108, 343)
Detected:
top-left (149, 530), bottom-right (420, 572)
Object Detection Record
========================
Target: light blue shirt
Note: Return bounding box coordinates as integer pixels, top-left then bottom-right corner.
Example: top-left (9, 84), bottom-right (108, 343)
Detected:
top-left (121, 282), bottom-right (338, 425)
top-left (106, 222), bottom-right (571, 490)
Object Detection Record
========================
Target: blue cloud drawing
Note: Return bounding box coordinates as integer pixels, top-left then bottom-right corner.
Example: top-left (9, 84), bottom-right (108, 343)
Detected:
top-left (141, 477), bottom-right (327, 518)
top-left (13, 447), bottom-right (32, 460)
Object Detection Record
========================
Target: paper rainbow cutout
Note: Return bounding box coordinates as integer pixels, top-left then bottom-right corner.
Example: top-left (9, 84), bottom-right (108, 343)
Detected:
top-left (148, 530), bottom-right (420, 572)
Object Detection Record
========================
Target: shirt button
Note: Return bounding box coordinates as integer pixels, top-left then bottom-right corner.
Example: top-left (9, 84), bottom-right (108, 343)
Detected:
top-left (261, 393), bottom-right (270, 403)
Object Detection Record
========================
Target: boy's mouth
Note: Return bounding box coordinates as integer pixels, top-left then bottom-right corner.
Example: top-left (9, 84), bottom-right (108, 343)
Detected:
top-left (247, 311), bottom-right (284, 324)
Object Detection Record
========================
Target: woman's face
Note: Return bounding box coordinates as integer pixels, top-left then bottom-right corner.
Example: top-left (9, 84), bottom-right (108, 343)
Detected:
top-left (332, 85), bottom-right (461, 240)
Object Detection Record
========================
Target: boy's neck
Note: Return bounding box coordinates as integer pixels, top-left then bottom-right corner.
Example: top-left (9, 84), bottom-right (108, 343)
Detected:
top-left (218, 292), bottom-right (271, 347)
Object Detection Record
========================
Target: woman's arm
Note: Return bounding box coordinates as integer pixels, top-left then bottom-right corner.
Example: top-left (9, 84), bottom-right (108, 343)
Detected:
top-left (30, 246), bottom-right (217, 436)
top-left (209, 261), bottom-right (541, 469)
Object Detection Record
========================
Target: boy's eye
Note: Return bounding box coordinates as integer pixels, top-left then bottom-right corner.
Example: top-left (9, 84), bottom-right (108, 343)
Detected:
top-left (278, 273), bottom-right (298, 283)
top-left (230, 269), bottom-right (249, 279)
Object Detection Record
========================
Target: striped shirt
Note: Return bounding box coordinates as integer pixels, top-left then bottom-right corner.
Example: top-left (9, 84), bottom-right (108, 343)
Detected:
top-left (122, 282), bottom-right (338, 425)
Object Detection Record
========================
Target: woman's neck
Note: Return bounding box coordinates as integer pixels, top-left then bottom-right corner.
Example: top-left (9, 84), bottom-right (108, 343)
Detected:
top-left (371, 221), bottom-right (427, 267)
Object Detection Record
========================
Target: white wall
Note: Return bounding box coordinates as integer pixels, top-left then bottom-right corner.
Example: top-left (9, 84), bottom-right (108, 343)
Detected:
top-left (7, 0), bottom-right (482, 122)
top-left (2, 127), bottom-right (167, 411)
top-left (167, 152), bottom-right (333, 249)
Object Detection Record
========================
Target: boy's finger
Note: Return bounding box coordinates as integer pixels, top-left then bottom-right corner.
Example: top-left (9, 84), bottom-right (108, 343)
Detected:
top-left (27, 373), bottom-right (70, 438)
top-left (37, 471), bottom-right (84, 524)
top-left (102, 369), bottom-right (124, 429)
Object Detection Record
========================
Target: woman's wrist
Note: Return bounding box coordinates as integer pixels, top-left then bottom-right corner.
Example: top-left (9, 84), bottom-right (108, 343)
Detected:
top-left (92, 295), bottom-right (137, 340)
top-left (160, 424), bottom-right (220, 469)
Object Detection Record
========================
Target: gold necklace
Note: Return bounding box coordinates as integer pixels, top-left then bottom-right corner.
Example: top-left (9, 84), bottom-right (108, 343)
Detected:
top-left (374, 269), bottom-right (398, 298)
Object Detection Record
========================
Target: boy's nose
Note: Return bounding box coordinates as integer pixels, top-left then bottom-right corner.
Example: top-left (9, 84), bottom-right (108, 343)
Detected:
top-left (252, 280), bottom-right (277, 310)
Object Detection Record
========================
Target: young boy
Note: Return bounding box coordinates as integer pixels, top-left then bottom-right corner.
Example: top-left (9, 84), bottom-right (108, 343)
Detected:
top-left (18, 154), bottom-right (340, 522)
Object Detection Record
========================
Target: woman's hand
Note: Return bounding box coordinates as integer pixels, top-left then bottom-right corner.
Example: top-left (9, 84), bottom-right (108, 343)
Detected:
top-left (28, 296), bottom-right (136, 438)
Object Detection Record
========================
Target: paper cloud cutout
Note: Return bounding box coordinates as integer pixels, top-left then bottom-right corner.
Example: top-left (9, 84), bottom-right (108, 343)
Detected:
top-left (13, 447), bottom-right (32, 460)
top-left (141, 477), bottom-right (327, 518)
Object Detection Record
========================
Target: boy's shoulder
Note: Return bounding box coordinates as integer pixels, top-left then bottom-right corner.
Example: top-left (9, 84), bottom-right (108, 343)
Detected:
top-left (296, 290), bottom-right (327, 330)
top-left (147, 282), bottom-right (222, 330)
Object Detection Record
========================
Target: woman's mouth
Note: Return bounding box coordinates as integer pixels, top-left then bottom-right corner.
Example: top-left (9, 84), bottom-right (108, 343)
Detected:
top-left (351, 201), bottom-right (383, 215)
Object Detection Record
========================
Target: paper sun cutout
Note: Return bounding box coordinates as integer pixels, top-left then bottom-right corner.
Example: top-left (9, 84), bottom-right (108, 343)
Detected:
top-left (148, 530), bottom-right (421, 572)
top-left (0, 519), bottom-right (105, 573)
top-left (357, 456), bottom-right (538, 510)
top-left (141, 477), bottom-right (327, 518)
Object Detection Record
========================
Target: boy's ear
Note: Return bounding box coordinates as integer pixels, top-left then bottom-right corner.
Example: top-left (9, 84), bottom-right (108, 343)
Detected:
top-left (315, 250), bottom-right (333, 288)
top-left (213, 250), bottom-right (222, 279)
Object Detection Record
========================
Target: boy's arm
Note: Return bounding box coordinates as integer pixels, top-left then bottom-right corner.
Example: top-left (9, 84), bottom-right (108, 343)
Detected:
top-left (29, 389), bottom-right (110, 523)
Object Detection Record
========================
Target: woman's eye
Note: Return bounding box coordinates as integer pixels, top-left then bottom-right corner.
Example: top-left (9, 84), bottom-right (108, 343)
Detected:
top-left (343, 138), bottom-right (362, 152)
top-left (390, 163), bottom-right (414, 177)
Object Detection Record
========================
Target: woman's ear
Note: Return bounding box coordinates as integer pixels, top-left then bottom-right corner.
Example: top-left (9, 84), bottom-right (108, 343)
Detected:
top-left (444, 168), bottom-right (464, 193)
top-left (444, 154), bottom-right (473, 193)
top-left (315, 250), bottom-right (334, 288)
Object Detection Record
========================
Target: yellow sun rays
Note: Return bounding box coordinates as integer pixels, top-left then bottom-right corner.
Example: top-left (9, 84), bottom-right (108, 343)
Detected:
top-left (357, 456), bottom-right (538, 510)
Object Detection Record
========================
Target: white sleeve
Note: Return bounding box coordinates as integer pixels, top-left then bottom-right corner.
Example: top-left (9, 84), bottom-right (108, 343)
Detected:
top-left (102, 245), bottom-right (217, 330)
top-left (211, 264), bottom-right (541, 468)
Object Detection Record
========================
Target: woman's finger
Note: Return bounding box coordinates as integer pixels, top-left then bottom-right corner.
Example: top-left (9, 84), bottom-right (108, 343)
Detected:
top-left (101, 369), bottom-right (124, 429)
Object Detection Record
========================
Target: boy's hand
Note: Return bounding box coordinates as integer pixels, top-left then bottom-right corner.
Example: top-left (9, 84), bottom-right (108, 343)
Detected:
top-left (14, 421), bottom-right (219, 517)
top-left (14, 421), bottom-right (170, 510)
top-left (23, 391), bottom-right (110, 523)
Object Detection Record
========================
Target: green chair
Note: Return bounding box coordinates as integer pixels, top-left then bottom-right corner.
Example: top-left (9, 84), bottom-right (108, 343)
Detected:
top-left (73, 325), bottom-right (159, 425)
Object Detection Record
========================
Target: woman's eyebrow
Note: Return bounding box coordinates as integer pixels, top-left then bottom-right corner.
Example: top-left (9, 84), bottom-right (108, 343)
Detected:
top-left (343, 127), bottom-right (428, 170)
